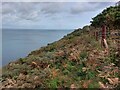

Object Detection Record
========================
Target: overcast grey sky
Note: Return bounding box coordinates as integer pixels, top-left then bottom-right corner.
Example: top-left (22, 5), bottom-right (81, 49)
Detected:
top-left (2, 2), bottom-right (116, 29)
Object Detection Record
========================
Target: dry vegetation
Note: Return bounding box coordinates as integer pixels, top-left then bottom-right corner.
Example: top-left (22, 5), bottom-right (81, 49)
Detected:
top-left (1, 26), bottom-right (120, 89)
top-left (1, 4), bottom-right (120, 89)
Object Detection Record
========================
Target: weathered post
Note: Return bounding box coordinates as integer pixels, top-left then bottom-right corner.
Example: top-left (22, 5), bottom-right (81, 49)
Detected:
top-left (101, 25), bottom-right (106, 47)
top-left (101, 25), bottom-right (108, 49)
top-left (96, 31), bottom-right (98, 41)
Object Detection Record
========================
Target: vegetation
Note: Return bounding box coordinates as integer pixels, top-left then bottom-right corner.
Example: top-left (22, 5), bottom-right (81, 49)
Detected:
top-left (1, 3), bottom-right (120, 89)
top-left (91, 3), bottom-right (120, 29)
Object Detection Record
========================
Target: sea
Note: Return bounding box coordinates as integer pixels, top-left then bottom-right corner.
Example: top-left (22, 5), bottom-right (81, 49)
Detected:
top-left (2, 29), bottom-right (74, 66)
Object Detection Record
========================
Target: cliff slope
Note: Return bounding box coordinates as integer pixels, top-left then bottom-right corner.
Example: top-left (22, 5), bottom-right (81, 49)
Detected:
top-left (1, 4), bottom-right (120, 89)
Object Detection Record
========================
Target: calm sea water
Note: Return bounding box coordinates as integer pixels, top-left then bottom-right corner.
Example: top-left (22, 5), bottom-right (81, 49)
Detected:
top-left (2, 29), bottom-right (73, 66)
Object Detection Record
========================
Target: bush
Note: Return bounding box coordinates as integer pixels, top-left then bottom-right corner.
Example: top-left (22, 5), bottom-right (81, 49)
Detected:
top-left (80, 51), bottom-right (88, 60)
top-left (19, 58), bottom-right (27, 64)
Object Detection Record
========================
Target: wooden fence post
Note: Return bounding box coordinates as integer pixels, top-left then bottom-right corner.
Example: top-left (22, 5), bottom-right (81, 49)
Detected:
top-left (96, 31), bottom-right (98, 41)
top-left (101, 25), bottom-right (108, 49)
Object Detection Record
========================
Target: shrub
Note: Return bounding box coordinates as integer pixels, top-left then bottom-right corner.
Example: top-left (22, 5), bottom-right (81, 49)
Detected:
top-left (19, 58), bottom-right (27, 63)
top-left (80, 51), bottom-right (88, 60)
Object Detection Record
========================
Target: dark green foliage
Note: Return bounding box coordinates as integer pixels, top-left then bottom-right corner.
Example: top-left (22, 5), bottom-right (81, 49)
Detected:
top-left (19, 58), bottom-right (27, 64)
top-left (91, 4), bottom-right (120, 29)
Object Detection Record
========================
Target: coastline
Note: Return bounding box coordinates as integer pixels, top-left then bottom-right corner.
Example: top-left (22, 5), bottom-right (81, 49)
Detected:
top-left (1, 3), bottom-right (120, 89)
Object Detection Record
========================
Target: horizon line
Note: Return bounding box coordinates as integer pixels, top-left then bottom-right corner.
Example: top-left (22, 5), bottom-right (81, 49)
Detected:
top-left (2, 28), bottom-right (76, 30)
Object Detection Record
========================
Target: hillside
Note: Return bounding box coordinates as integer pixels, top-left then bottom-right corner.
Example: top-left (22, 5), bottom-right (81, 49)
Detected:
top-left (1, 4), bottom-right (120, 89)
top-left (91, 3), bottom-right (120, 29)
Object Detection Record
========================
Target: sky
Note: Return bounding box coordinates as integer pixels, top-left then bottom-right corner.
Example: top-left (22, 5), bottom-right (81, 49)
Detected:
top-left (1, 2), bottom-right (116, 29)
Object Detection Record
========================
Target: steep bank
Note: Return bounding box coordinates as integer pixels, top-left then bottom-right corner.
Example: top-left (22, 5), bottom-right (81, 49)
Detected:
top-left (1, 26), bottom-right (120, 88)
top-left (1, 4), bottom-right (120, 89)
